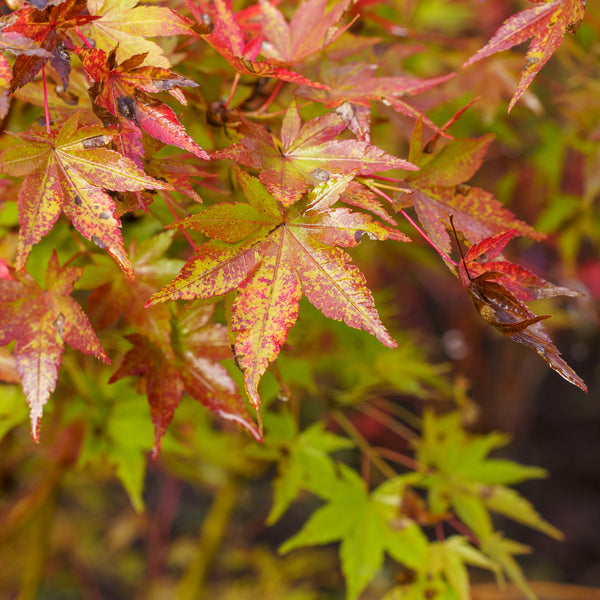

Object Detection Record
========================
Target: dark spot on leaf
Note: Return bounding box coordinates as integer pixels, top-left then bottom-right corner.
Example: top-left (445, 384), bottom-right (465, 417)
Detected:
top-left (92, 236), bottom-right (107, 249)
top-left (73, 195), bottom-right (82, 206)
top-left (82, 135), bottom-right (108, 149)
top-left (525, 56), bottom-right (539, 69)
top-left (423, 141), bottom-right (434, 154)
top-left (98, 212), bottom-right (111, 220)
top-left (53, 313), bottom-right (65, 338)
top-left (354, 230), bottom-right (365, 243)
top-left (455, 184), bottom-right (470, 195)
top-left (239, 56), bottom-right (256, 73)
top-left (56, 39), bottom-right (70, 62)
top-left (310, 168), bottom-right (330, 183)
top-left (117, 96), bottom-right (137, 122)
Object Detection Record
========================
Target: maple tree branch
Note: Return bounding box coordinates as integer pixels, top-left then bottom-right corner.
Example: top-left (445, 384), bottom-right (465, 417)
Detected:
top-left (354, 402), bottom-right (418, 441)
top-left (371, 446), bottom-right (422, 471)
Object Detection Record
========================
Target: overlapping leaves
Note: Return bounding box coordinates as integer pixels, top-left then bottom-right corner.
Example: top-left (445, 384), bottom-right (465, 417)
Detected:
top-left (148, 169), bottom-right (407, 408)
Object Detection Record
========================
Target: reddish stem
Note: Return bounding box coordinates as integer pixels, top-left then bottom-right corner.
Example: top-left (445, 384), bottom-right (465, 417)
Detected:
top-left (162, 192), bottom-right (198, 252)
top-left (224, 72), bottom-right (241, 109)
top-left (255, 80), bottom-right (283, 114)
top-left (74, 26), bottom-right (93, 49)
top-left (41, 66), bottom-right (51, 135)
top-left (367, 182), bottom-right (457, 266)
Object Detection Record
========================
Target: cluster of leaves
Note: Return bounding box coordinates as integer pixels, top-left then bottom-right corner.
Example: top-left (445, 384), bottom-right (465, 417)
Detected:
top-left (0, 0), bottom-right (595, 597)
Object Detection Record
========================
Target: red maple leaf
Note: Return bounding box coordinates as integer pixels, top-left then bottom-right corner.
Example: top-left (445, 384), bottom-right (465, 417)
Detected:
top-left (147, 169), bottom-right (408, 408)
top-left (0, 250), bottom-right (110, 439)
top-left (2, 0), bottom-right (98, 91)
top-left (186, 0), bottom-right (327, 89)
top-left (79, 47), bottom-right (209, 160)
top-left (462, 0), bottom-right (586, 112)
top-left (259, 0), bottom-right (355, 66)
top-left (109, 304), bottom-right (261, 457)
top-left (214, 101), bottom-right (417, 205)
top-left (0, 113), bottom-right (172, 278)
top-left (456, 227), bottom-right (586, 392)
top-left (296, 61), bottom-right (453, 140)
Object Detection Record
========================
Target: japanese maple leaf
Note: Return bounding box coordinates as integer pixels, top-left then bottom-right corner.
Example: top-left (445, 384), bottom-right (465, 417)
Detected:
top-left (296, 61), bottom-right (453, 140)
top-left (395, 124), bottom-right (543, 255)
top-left (213, 101), bottom-right (416, 206)
top-left (79, 47), bottom-right (209, 160)
top-left (148, 169), bottom-right (408, 408)
top-left (109, 304), bottom-right (261, 458)
top-left (0, 113), bottom-right (171, 278)
top-left (0, 250), bottom-right (109, 439)
top-left (188, 0), bottom-right (327, 89)
top-left (462, 0), bottom-right (586, 112)
top-left (259, 0), bottom-right (355, 66)
top-left (457, 229), bottom-right (586, 392)
top-left (85, 0), bottom-right (196, 68)
top-left (86, 231), bottom-right (184, 351)
top-left (2, 0), bottom-right (98, 91)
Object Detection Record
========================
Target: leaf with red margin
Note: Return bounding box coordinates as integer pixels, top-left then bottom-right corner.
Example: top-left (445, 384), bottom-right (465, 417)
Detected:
top-left (148, 170), bottom-right (406, 408)
top-left (0, 113), bottom-right (171, 277)
top-left (0, 250), bottom-right (109, 439)
top-left (259, 0), bottom-right (354, 65)
top-left (396, 128), bottom-right (543, 254)
top-left (3, 0), bottom-right (98, 90)
top-left (296, 62), bottom-right (453, 139)
top-left (191, 0), bottom-right (327, 88)
top-left (79, 47), bottom-right (208, 160)
top-left (109, 303), bottom-right (261, 458)
top-left (214, 102), bottom-right (416, 205)
top-left (86, 0), bottom-right (196, 68)
top-left (462, 0), bottom-right (585, 112)
top-left (457, 230), bottom-right (586, 392)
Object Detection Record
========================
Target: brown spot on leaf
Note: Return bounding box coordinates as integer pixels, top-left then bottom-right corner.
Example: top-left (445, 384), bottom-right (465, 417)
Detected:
top-left (82, 135), bottom-right (108, 149)
top-left (98, 212), bottom-right (111, 220)
top-left (73, 195), bottom-right (82, 206)
top-left (117, 96), bottom-right (137, 122)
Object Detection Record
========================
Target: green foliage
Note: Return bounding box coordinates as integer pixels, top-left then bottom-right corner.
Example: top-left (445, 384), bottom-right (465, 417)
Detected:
top-left (0, 0), bottom-right (597, 597)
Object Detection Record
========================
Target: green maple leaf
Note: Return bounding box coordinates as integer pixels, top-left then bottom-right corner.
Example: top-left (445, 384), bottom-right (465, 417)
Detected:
top-left (0, 113), bottom-right (171, 277)
top-left (463, 0), bottom-right (586, 112)
top-left (148, 169), bottom-right (408, 408)
top-left (0, 250), bottom-right (109, 439)
top-left (280, 464), bottom-right (428, 600)
top-left (213, 101), bottom-right (416, 205)
top-left (396, 122), bottom-right (543, 254)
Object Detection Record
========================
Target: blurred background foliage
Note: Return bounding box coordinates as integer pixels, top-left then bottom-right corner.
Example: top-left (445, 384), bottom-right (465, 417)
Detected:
top-left (1, 0), bottom-right (600, 598)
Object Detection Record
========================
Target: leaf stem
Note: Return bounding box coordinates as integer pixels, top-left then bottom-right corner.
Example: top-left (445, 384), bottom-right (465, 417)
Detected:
top-left (365, 181), bottom-right (456, 265)
top-left (332, 410), bottom-right (397, 480)
top-left (254, 80), bottom-right (283, 114)
top-left (41, 66), bottom-right (51, 135)
top-left (224, 72), bottom-right (241, 109)
top-left (74, 26), bottom-right (93, 49)
top-left (162, 192), bottom-right (198, 252)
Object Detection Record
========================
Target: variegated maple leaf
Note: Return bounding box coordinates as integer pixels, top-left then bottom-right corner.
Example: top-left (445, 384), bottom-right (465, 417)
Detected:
top-left (456, 228), bottom-right (586, 392)
top-left (79, 47), bottom-right (208, 161)
top-left (109, 304), bottom-right (261, 457)
top-left (148, 169), bottom-right (408, 408)
top-left (85, 0), bottom-right (196, 68)
top-left (463, 0), bottom-right (586, 112)
top-left (2, 0), bottom-right (98, 91)
top-left (0, 250), bottom-right (109, 439)
top-left (394, 121), bottom-right (543, 255)
top-left (213, 101), bottom-right (417, 206)
top-left (0, 113), bottom-right (171, 277)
